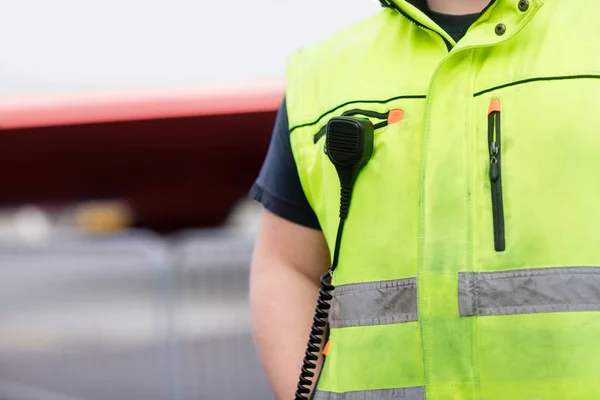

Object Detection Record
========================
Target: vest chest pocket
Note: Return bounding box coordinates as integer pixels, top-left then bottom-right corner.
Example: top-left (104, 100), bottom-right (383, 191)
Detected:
top-left (298, 102), bottom-right (422, 286)
top-left (475, 80), bottom-right (600, 265)
top-left (313, 108), bottom-right (404, 145)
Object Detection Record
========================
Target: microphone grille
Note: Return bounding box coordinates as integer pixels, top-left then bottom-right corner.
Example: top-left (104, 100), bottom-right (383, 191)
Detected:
top-left (326, 119), bottom-right (361, 166)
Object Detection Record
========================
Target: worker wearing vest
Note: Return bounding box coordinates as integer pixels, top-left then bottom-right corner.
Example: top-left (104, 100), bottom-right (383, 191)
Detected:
top-left (250, 0), bottom-right (600, 399)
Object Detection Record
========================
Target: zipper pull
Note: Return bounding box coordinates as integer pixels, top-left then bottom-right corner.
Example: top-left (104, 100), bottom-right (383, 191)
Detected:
top-left (489, 142), bottom-right (500, 181)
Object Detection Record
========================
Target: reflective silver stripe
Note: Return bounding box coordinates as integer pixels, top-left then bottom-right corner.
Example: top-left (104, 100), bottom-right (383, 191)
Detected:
top-left (330, 278), bottom-right (417, 328)
top-left (459, 267), bottom-right (600, 317)
top-left (314, 387), bottom-right (425, 400)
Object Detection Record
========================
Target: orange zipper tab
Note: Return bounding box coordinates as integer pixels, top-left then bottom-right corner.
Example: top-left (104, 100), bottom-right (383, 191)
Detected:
top-left (488, 98), bottom-right (501, 114)
top-left (387, 109), bottom-right (405, 125)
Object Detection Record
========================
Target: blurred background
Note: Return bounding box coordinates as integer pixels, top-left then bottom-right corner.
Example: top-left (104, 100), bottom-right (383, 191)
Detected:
top-left (0, 0), bottom-right (379, 399)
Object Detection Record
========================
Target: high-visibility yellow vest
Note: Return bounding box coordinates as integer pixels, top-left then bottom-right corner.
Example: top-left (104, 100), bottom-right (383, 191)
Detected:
top-left (286, 0), bottom-right (600, 398)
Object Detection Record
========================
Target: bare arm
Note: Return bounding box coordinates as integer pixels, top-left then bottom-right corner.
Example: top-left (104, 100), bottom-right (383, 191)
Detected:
top-left (250, 208), bottom-right (331, 400)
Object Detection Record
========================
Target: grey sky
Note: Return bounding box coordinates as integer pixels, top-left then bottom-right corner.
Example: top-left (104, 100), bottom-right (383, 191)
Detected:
top-left (0, 0), bottom-right (378, 98)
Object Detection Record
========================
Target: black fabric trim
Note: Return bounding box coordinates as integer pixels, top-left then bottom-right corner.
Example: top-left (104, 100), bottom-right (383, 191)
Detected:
top-left (383, 0), bottom-right (453, 50)
top-left (289, 95), bottom-right (426, 134)
top-left (249, 183), bottom-right (322, 231)
top-left (474, 75), bottom-right (600, 97)
top-left (380, 0), bottom-right (429, 15)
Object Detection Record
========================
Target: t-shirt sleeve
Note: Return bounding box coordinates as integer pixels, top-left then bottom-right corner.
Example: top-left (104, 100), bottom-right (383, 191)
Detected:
top-left (249, 97), bottom-right (321, 230)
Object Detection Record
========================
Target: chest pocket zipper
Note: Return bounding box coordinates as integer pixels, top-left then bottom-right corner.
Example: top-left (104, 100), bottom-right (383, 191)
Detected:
top-left (488, 99), bottom-right (506, 252)
top-left (313, 109), bottom-right (400, 143)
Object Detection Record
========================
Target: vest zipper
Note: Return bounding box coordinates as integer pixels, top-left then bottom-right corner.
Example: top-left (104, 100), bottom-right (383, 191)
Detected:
top-left (488, 99), bottom-right (505, 252)
top-left (313, 109), bottom-right (390, 143)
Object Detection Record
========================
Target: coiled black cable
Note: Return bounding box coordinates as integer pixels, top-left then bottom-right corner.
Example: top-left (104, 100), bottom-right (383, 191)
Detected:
top-left (294, 269), bottom-right (334, 400)
top-left (294, 115), bottom-right (373, 399)
top-left (294, 190), bottom-right (349, 400)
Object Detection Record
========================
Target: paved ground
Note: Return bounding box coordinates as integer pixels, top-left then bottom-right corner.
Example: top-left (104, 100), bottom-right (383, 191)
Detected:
top-left (0, 334), bottom-right (272, 400)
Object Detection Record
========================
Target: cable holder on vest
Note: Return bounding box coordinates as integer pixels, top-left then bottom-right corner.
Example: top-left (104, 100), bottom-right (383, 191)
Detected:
top-left (295, 117), bottom-right (374, 400)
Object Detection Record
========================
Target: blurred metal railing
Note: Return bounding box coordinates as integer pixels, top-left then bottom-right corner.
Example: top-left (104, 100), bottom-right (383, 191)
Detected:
top-left (0, 231), bottom-right (177, 400)
top-left (170, 229), bottom-right (272, 400)
top-left (0, 228), bottom-right (272, 400)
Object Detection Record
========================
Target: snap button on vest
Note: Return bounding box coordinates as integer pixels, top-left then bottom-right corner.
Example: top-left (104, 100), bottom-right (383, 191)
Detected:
top-left (518, 0), bottom-right (530, 12)
top-left (495, 23), bottom-right (507, 35)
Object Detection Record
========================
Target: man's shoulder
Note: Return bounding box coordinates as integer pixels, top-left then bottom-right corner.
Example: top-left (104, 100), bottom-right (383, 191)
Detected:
top-left (285, 9), bottom-right (407, 127)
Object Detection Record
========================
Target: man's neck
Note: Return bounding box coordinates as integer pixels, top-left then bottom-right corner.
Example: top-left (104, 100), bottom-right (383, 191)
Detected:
top-left (426, 0), bottom-right (490, 15)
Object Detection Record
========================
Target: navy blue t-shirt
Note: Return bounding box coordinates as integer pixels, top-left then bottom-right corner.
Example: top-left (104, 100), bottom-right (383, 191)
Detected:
top-left (249, 98), bottom-right (322, 230)
top-left (249, 12), bottom-right (479, 230)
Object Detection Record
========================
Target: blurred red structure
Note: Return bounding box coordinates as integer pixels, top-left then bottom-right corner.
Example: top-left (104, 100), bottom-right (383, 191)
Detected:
top-left (0, 83), bottom-right (283, 232)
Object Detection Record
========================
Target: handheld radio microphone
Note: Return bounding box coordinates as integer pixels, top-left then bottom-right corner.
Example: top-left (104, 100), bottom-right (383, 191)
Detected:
top-left (325, 116), bottom-right (374, 219)
top-left (295, 116), bottom-right (374, 400)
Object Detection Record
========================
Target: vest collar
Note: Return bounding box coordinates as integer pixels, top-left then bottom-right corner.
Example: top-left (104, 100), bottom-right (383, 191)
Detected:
top-left (380, 0), bottom-right (426, 13)
top-left (381, 0), bottom-right (544, 48)
top-left (401, 0), bottom-right (428, 13)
